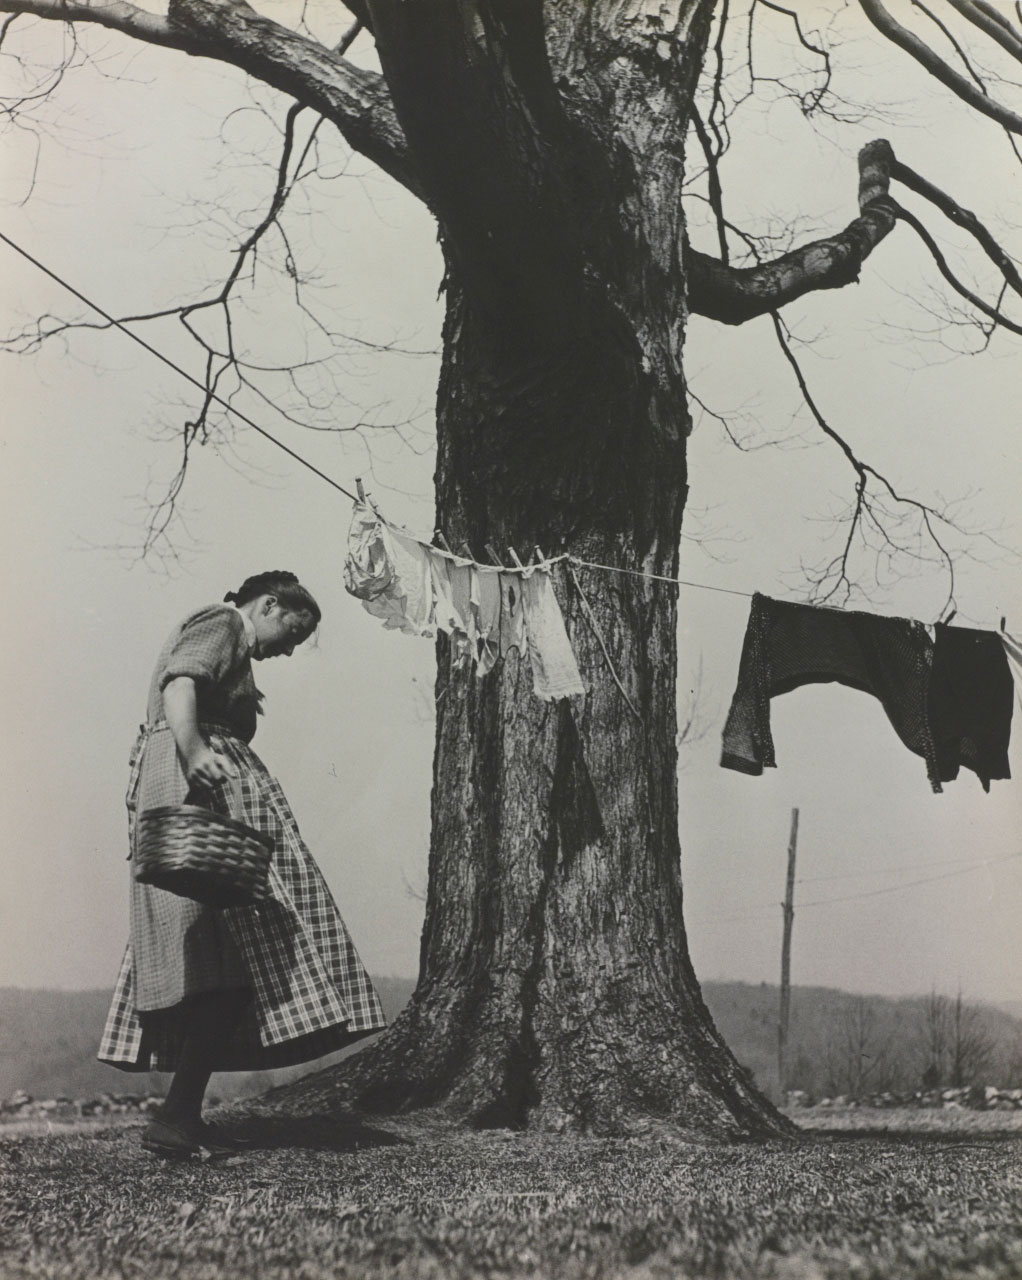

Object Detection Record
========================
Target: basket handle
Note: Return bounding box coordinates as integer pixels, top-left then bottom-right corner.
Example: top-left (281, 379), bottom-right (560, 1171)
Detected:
top-left (186, 770), bottom-right (244, 820)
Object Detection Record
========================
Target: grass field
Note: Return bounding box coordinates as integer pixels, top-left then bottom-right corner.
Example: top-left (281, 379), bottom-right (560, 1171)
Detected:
top-left (1, 1107), bottom-right (1020, 1279)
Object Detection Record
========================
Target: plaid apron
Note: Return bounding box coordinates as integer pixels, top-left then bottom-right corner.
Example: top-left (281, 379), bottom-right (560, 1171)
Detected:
top-left (99, 723), bottom-right (387, 1072)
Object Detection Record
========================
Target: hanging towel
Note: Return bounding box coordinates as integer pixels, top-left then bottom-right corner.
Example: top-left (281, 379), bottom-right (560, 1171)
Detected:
top-left (929, 623), bottom-right (1012, 791)
top-left (520, 568), bottom-right (587, 701)
top-left (472, 568), bottom-right (503, 675)
top-left (721, 593), bottom-right (940, 788)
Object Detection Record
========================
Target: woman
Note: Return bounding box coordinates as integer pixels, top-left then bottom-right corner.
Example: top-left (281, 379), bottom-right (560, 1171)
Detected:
top-left (99, 571), bottom-right (386, 1157)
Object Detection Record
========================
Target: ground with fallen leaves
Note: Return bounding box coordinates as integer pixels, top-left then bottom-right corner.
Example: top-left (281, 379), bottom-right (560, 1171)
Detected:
top-left (1, 1107), bottom-right (1020, 1279)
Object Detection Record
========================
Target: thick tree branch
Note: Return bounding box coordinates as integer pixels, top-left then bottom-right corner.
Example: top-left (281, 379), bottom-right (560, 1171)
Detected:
top-left (167, 0), bottom-right (422, 195)
top-left (908, 1), bottom-right (1022, 164)
top-left (364, 0), bottom-right (586, 346)
top-left (0, 0), bottom-right (200, 51)
top-left (0, 0), bottom-right (423, 197)
top-left (687, 139), bottom-right (897, 324)
top-left (944, 0), bottom-right (1022, 61)
top-left (858, 0), bottom-right (1022, 134)
top-left (689, 136), bottom-right (1022, 334)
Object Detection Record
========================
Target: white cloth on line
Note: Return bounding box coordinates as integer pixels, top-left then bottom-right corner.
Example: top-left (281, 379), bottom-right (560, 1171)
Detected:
top-left (343, 502), bottom-right (584, 700)
top-left (519, 568), bottom-right (586, 700)
top-left (343, 502), bottom-right (434, 636)
top-left (471, 567), bottom-right (503, 676)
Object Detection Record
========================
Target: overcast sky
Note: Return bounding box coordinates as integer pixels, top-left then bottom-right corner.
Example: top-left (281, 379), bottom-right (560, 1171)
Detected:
top-left (1, 3), bottom-right (1020, 1007)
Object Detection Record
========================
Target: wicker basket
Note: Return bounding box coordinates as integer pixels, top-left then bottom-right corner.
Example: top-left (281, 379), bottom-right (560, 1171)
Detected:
top-left (134, 778), bottom-right (273, 908)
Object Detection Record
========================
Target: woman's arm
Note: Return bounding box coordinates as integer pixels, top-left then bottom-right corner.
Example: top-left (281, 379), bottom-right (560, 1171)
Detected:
top-left (162, 676), bottom-right (232, 789)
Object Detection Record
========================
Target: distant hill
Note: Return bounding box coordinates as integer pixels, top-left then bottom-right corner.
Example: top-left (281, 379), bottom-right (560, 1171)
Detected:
top-left (2, 980), bottom-right (1020, 1103)
top-left (0, 978), bottom-right (416, 1103)
top-left (701, 981), bottom-right (1022, 1099)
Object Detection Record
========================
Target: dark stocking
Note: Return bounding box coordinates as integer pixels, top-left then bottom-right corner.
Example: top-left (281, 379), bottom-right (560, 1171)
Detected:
top-left (161, 990), bottom-right (247, 1128)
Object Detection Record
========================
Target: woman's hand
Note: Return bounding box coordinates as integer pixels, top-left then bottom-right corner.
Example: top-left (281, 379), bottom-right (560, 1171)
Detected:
top-left (183, 744), bottom-right (233, 790)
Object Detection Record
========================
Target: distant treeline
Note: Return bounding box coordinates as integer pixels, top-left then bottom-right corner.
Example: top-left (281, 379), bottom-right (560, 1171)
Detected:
top-left (706, 982), bottom-right (1022, 1101)
top-left (1, 981), bottom-right (1020, 1104)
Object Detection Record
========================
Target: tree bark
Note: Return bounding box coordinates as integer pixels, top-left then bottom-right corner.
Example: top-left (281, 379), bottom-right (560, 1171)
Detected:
top-left (281, 269), bottom-right (786, 1137)
top-left (277, 0), bottom-right (791, 1138)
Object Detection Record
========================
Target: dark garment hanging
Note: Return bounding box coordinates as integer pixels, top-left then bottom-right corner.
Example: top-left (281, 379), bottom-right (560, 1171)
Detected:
top-left (720, 593), bottom-right (1012, 793)
top-left (929, 623), bottom-right (1013, 790)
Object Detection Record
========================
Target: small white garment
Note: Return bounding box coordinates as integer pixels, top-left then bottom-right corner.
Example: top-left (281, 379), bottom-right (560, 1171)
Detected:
top-left (428, 551), bottom-right (475, 665)
top-left (519, 567), bottom-right (586, 700)
top-left (471, 567), bottom-right (503, 675)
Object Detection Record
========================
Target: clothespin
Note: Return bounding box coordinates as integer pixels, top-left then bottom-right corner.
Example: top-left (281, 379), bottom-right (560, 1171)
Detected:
top-left (434, 530), bottom-right (454, 555)
top-left (1001, 617), bottom-right (1007, 632)
top-left (534, 546), bottom-right (546, 565)
top-left (485, 543), bottom-right (505, 567)
top-left (507, 546), bottom-right (526, 570)
top-left (457, 542), bottom-right (474, 561)
top-left (355, 477), bottom-right (366, 504)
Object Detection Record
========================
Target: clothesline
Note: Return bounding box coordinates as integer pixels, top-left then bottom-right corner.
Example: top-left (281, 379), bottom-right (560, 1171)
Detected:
top-left (371, 499), bottom-right (1003, 629)
top-left (2, 229), bottom-right (1012, 633)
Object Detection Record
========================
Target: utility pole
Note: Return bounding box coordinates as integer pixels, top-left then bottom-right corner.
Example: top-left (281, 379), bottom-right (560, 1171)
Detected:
top-left (777, 806), bottom-right (799, 1101)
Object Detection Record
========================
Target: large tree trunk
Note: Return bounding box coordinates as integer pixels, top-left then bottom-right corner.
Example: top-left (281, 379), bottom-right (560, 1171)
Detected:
top-left (277, 0), bottom-right (791, 1138)
top-left (285, 274), bottom-right (786, 1138)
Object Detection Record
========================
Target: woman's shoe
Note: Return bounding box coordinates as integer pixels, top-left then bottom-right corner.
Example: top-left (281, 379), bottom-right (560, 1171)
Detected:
top-left (141, 1114), bottom-right (237, 1160)
top-left (195, 1119), bottom-right (254, 1152)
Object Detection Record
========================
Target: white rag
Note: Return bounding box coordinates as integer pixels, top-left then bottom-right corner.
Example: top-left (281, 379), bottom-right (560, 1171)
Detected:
top-left (343, 501), bottom-right (585, 700)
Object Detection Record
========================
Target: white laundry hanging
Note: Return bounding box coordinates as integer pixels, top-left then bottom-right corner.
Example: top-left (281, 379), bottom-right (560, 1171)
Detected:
top-left (343, 501), bottom-right (585, 701)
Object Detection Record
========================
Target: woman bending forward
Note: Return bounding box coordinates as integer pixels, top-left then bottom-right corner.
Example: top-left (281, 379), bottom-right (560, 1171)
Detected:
top-left (99, 571), bottom-right (386, 1157)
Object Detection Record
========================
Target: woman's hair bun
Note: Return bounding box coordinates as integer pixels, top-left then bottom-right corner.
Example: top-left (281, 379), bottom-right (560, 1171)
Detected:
top-left (222, 572), bottom-right (321, 625)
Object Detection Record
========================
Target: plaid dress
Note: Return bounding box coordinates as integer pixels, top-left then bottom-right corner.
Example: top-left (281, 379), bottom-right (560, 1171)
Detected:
top-left (99, 605), bottom-right (386, 1072)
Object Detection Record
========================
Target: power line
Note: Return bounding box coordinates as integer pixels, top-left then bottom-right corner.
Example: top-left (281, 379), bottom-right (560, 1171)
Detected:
top-left (687, 850), bottom-right (1022, 926)
top-left (798, 851), bottom-right (1022, 910)
top-left (796, 851), bottom-right (1007, 883)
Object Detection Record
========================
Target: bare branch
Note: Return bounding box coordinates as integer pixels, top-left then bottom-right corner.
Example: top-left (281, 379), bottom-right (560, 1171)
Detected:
top-left (944, 0), bottom-right (1022, 61)
top-left (890, 159), bottom-right (1022, 300)
top-left (857, 0), bottom-right (1022, 134)
top-left (0, 0), bottom-right (201, 52)
top-left (909, 0), bottom-right (1022, 164)
top-left (769, 312), bottom-right (960, 610)
top-left (892, 203), bottom-right (1022, 336)
top-left (0, 0), bottom-right (423, 195)
top-left (753, 0), bottom-right (833, 112)
top-left (689, 105), bottom-right (729, 263)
